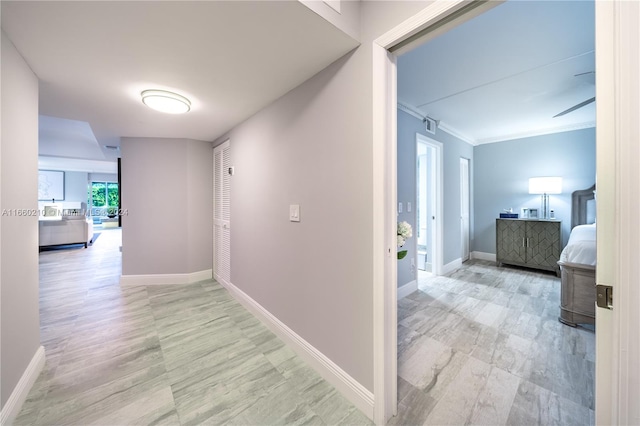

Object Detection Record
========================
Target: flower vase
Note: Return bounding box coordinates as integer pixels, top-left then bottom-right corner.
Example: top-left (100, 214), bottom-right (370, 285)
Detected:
top-left (397, 250), bottom-right (407, 260)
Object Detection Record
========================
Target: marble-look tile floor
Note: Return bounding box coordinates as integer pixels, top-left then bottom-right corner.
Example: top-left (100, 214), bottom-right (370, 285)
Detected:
top-left (16, 229), bottom-right (371, 425)
top-left (389, 261), bottom-right (595, 426)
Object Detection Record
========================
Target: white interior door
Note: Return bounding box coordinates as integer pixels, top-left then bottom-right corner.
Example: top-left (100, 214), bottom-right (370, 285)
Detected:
top-left (416, 141), bottom-right (429, 271)
top-left (460, 157), bottom-right (470, 262)
top-left (594, 1), bottom-right (640, 424)
top-left (416, 133), bottom-right (443, 276)
top-left (213, 140), bottom-right (231, 286)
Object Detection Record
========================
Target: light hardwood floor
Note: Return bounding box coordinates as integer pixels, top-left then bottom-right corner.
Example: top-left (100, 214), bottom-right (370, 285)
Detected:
top-left (16, 229), bottom-right (371, 425)
top-left (390, 261), bottom-right (595, 426)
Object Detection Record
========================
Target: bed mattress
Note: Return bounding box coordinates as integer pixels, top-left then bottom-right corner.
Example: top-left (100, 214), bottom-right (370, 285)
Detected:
top-left (559, 223), bottom-right (596, 266)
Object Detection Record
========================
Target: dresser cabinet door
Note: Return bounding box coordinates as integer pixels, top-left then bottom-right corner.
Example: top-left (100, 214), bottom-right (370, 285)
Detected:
top-left (526, 221), bottom-right (561, 270)
top-left (496, 219), bottom-right (526, 265)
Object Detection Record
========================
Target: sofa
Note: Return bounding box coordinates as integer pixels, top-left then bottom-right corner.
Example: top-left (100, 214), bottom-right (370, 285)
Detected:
top-left (39, 215), bottom-right (93, 249)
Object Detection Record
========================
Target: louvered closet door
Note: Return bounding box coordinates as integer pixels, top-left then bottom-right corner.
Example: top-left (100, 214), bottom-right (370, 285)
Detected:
top-left (213, 141), bottom-right (231, 286)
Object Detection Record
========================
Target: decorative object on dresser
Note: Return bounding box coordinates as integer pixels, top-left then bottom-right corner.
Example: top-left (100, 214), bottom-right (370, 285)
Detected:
top-left (557, 184), bottom-right (596, 327)
top-left (496, 218), bottom-right (562, 275)
top-left (529, 176), bottom-right (562, 219)
top-left (499, 208), bottom-right (518, 218)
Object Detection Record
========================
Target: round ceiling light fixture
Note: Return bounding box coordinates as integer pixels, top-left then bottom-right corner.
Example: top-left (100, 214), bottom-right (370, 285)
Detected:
top-left (141, 89), bottom-right (191, 114)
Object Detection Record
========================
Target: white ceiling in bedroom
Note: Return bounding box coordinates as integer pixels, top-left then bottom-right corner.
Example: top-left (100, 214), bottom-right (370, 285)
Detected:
top-left (397, 0), bottom-right (595, 145)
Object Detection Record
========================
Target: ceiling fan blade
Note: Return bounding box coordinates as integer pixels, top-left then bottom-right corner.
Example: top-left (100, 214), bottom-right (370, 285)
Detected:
top-left (553, 97), bottom-right (596, 118)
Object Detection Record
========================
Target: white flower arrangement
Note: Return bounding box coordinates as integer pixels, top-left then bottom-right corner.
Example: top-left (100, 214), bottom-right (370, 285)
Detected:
top-left (397, 221), bottom-right (412, 259)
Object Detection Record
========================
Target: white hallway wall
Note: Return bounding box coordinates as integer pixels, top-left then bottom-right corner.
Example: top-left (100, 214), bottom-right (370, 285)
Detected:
top-left (0, 32), bottom-right (41, 410)
top-left (121, 137), bottom-right (213, 278)
top-left (212, 1), bottom-right (432, 393)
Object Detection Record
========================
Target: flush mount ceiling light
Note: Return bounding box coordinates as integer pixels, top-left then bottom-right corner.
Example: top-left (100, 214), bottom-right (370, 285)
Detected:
top-left (141, 90), bottom-right (191, 114)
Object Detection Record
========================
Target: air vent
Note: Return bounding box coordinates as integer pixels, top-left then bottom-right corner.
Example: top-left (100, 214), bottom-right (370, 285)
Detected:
top-left (104, 145), bottom-right (120, 151)
top-left (424, 117), bottom-right (437, 135)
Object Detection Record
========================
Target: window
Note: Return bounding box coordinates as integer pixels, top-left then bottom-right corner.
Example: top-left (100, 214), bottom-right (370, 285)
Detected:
top-left (91, 182), bottom-right (119, 215)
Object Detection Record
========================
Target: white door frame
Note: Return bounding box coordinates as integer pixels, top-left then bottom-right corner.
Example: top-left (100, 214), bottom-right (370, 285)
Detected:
top-left (416, 133), bottom-right (443, 275)
top-left (372, 1), bottom-right (638, 424)
top-left (594, 1), bottom-right (639, 424)
top-left (460, 157), bottom-right (470, 262)
top-left (372, 2), bottom-right (501, 422)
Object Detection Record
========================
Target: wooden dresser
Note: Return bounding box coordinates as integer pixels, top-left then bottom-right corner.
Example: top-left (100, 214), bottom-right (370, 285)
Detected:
top-left (496, 218), bottom-right (562, 275)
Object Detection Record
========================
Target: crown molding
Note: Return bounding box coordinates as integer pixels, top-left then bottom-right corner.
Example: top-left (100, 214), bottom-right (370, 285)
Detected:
top-left (476, 121), bottom-right (596, 145)
top-left (397, 103), bottom-right (593, 147)
top-left (437, 121), bottom-right (477, 146)
top-left (397, 102), bottom-right (424, 121)
top-left (397, 103), bottom-right (477, 146)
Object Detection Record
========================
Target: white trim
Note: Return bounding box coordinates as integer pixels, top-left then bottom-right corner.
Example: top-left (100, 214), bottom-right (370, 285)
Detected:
top-left (188, 269), bottom-right (213, 283)
top-left (372, 41), bottom-right (397, 425)
top-left (594, 2), bottom-right (616, 423)
top-left (595, 2), bottom-right (640, 424)
top-left (613, 0), bottom-right (640, 421)
top-left (441, 258), bottom-right (463, 276)
top-left (460, 157), bottom-right (470, 262)
top-left (0, 346), bottom-right (45, 426)
top-left (375, 0), bottom-right (498, 53)
top-left (416, 134), bottom-right (443, 277)
top-left (397, 103), bottom-right (477, 146)
top-left (212, 274), bottom-right (230, 289)
top-left (373, 1), bottom-right (502, 423)
top-left (219, 279), bottom-right (374, 420)
top-left (470, 251), bottom-right (497, 262)
top-left (397, 102), bottom-right (423, 121)
top-left (397, 108), bottom-right (595, 147)
top-left (397, 280), bottom-right (418, 300)
top-left (438, 121), bottom-right (477, 146)
top-left (476, 121), bottom-right (596, 145)
top-left (120, 269), bottom-right (212, 286)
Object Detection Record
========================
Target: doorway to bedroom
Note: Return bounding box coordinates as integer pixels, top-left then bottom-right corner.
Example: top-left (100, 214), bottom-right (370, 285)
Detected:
top-left (392, 0), bottom-right (596, 424)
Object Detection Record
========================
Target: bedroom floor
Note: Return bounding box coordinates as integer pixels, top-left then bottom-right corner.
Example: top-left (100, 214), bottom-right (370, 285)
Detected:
top-left (391, 260), bottom-right (595, 426)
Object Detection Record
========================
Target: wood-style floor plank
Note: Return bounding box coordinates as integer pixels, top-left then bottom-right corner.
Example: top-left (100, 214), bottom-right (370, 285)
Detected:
top-left (392, 261), bottom-right (595, 426)
top-left (19, 229), bottom-right (593, 425)
top-left (16, 229), bottom-right (370, 426)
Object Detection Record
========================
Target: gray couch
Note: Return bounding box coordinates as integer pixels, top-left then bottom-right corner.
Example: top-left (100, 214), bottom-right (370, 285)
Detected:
top-left (39, 215), bottom-right (93, 249)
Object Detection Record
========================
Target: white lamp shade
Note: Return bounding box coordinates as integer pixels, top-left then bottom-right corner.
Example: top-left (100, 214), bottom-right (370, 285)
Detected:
top-left (529, 177), bottom-right (562, 194)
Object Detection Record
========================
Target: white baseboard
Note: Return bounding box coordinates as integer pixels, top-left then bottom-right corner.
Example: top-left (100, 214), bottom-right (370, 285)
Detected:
top-left (1, 346), bottom-right (45, 426)
top-left (213, 273), bottom-right (230, 288)
top-left (442, 258), bottom-right (462, 275)
top-left (471, 251), bottom-right (497, 262)
top-left (218, 280), bottom-right (374, 420)
top-left (397, 280), bottom-right (417, 300)
top-left (120, 269), bottom-right (212, 286)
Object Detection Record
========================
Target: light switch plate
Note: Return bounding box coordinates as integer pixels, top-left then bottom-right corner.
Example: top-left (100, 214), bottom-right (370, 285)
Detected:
top-left (290, 204), bottom-right (300, 222)
top-left (398, 202), bottom-right (403, 213)
top-left (407, 202), bottom-right (412, 212)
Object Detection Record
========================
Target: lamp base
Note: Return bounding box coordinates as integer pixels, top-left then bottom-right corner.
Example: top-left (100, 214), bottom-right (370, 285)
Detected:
top-left (541, 194), bottom-right (550, 219)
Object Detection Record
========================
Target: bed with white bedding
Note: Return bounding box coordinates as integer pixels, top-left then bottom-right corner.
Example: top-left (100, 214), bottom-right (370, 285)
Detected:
top-left (557, 185), bottom-right (596, 327)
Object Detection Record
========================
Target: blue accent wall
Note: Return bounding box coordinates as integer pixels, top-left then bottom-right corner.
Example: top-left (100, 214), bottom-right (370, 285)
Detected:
top-left (397, 110), bottom-right (474, 286)
top-left (474, 128), bottom-right (596, 254)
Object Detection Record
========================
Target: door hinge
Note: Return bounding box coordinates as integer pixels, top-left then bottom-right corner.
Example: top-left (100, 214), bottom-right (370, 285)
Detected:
top-left (596, 284), bottom-right (613, 310)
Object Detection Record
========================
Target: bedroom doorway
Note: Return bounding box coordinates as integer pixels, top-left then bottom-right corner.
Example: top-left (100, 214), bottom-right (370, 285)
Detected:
top-left (416, 134), bottom-right (442, 274)
top-left (372, 1), bottom-right (638, 424)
